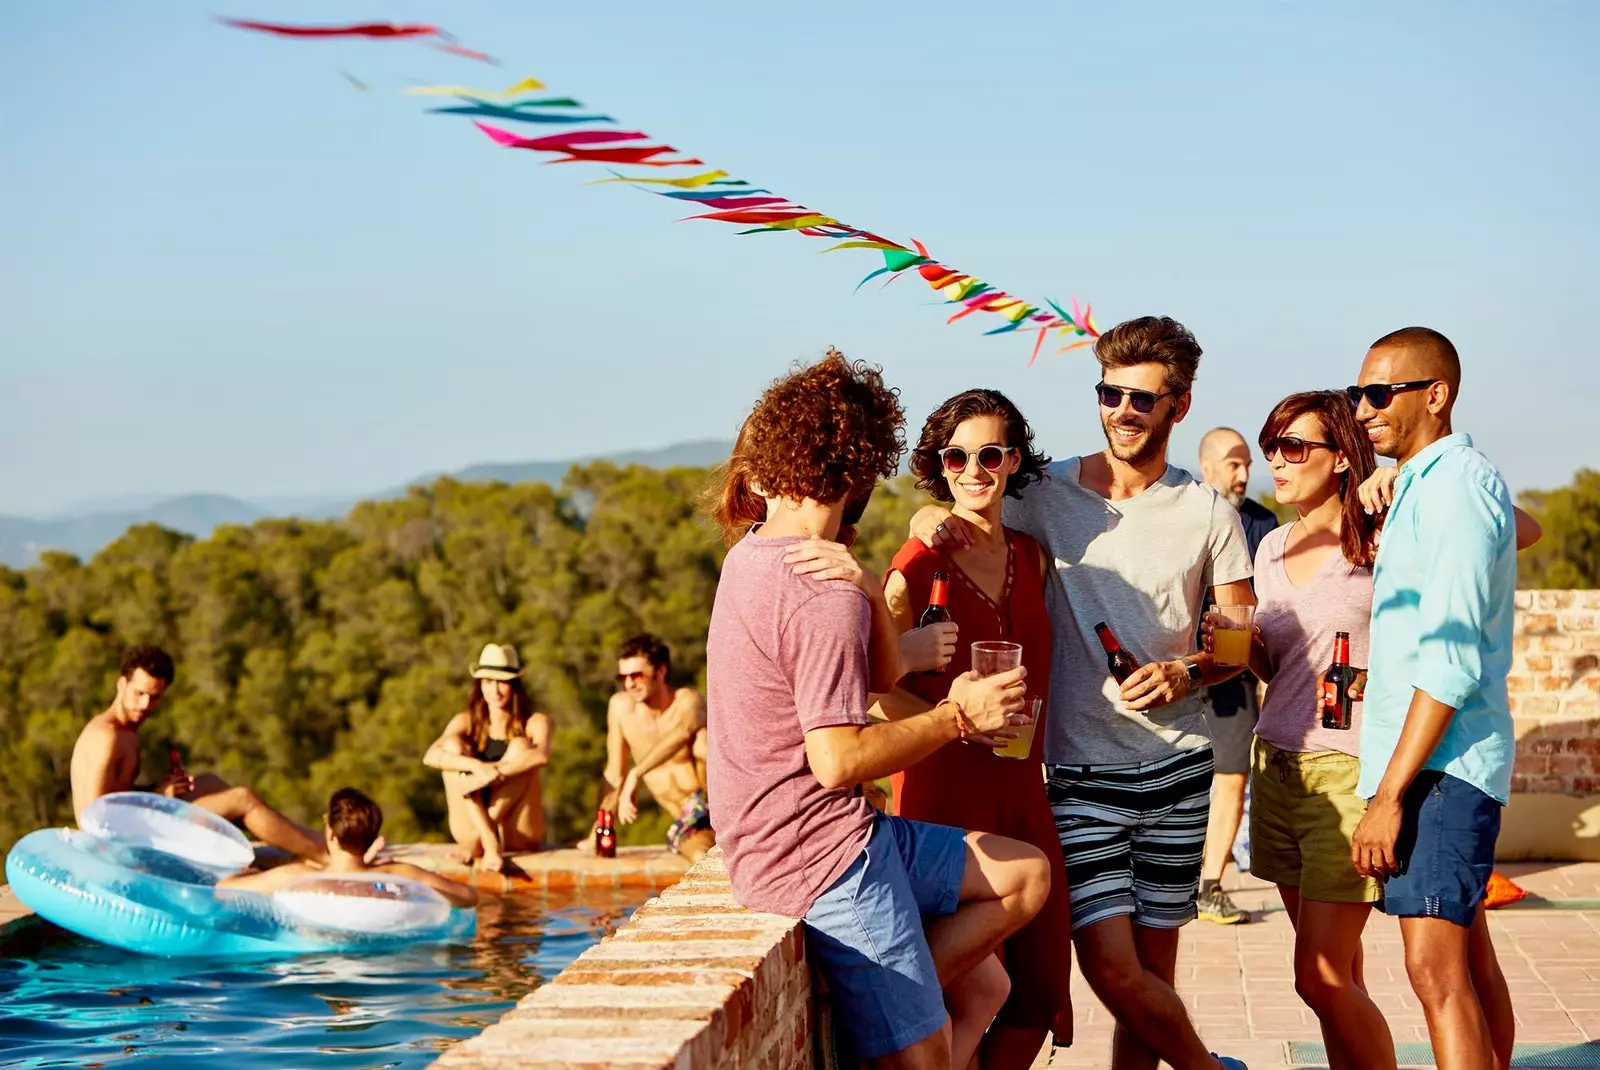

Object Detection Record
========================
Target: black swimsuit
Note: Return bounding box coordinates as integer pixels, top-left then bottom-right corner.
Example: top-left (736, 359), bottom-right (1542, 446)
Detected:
top-left (475, 737), bottom-right (509, 805)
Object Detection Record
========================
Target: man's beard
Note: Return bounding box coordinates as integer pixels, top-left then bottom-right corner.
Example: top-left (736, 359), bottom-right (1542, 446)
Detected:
top-left (1223, 487), bottom-right (1246, 508)
top-left (1102, 415), bottom-right (1174, 468)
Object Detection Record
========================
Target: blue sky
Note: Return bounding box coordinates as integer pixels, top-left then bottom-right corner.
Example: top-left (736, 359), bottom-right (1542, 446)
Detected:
top-left (2, 1), bottom-right (1595, 516)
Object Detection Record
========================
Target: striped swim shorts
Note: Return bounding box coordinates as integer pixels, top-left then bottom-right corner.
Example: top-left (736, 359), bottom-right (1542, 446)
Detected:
top-left (1046, 745), bottom-right (1214, 931)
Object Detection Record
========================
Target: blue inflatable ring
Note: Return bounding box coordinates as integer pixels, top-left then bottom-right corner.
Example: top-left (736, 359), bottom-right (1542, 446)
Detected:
top-left (5, 796), bottom-right (472, 958)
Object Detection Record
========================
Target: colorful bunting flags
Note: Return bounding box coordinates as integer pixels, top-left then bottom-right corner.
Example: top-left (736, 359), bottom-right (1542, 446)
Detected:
top-left (222, 16), bottom-right (1101, 360)
top-left (221, 18), bottom-right (443, 39)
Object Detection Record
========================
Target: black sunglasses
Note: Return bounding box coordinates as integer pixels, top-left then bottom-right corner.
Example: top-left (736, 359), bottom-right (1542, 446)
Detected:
top-left (1096, 382), bottom-right (1176, 414)
top-left (938, 444), bottom-right (1015, 474)
top-left (1345, 380), bottom-right (1436, 410)
top-left (615, 670), bottom-right (650, 685)
top-left (1262, 436), bottom-right (1336, 464)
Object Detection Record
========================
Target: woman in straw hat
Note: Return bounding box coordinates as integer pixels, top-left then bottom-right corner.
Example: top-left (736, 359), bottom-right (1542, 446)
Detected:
top-left (423, 643), bottom-right (550, 872)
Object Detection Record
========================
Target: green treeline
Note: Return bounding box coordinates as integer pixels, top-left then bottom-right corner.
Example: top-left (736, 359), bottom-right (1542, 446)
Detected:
top-left (0, 463), bottom-right (925, 855)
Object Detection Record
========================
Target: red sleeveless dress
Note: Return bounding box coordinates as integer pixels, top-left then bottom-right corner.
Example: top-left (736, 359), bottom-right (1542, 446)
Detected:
top-left (887, 530), bottom-right (1073, 1035)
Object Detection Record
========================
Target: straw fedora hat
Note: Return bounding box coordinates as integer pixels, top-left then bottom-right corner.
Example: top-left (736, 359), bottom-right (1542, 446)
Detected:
top-left (470, 643), bottom-right (522, 681)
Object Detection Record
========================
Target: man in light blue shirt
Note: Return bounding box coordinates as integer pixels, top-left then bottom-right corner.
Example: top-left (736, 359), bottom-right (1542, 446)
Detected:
top-left (1348, 326), bottom-right (1516, 1070)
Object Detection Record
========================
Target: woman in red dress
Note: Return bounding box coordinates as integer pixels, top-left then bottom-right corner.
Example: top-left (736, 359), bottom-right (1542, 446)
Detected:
top-left (877, 388), bottom-right (1073, 1066)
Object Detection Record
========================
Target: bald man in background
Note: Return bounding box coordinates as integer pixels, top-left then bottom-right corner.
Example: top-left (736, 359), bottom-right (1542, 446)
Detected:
top-left (1194, 428), bottom-right (1280, 925)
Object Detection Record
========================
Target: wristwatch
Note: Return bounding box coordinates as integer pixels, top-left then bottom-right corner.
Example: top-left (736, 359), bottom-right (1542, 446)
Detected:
top-left (1180, 657), bottom-right (1203, 686)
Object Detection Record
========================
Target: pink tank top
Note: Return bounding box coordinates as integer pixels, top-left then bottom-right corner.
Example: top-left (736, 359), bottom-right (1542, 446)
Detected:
top-left (1253, 524), bottom-right (1374, 756)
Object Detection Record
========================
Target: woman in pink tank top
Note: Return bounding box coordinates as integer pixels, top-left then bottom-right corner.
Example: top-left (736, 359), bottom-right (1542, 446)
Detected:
top-left (1207, 390), bottom-right (1395, 1068)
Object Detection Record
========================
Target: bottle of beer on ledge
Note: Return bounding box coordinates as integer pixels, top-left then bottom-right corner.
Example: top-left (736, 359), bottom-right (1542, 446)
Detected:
top-left (1094, 622), bottom-right (1140, 685)
top-left (595, 809), bottom-right (617, 858)
top-left (1320, 631), bottom-right (1354, 731)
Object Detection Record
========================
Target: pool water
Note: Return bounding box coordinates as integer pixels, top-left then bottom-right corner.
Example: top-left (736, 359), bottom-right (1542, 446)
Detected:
top-left (0, 888), bottom-right (641, 1069)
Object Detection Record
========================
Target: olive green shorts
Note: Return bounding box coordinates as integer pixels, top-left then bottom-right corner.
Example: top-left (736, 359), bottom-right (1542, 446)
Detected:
top-left (1250, 739), bottom-right (1381, 904)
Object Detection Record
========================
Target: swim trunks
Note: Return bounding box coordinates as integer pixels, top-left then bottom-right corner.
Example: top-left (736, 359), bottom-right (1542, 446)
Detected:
top-left (667, 788), bottom-right (712, 852)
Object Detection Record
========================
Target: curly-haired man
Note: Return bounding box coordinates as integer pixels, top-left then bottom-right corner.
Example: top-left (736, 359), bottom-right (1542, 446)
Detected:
top-left (706, 349), bottom-right (1051, 1068)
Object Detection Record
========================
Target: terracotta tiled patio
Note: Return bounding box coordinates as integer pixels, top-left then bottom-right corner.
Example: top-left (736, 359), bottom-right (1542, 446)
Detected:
top-left (1040, 862), bottom-right (1600, 1069)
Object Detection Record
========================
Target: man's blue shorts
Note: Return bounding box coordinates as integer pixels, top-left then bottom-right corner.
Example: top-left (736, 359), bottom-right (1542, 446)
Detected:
top-left (1379, 770), bottom-right (1502, 929)
top-left (802, 813), bottom-right (967, 1060)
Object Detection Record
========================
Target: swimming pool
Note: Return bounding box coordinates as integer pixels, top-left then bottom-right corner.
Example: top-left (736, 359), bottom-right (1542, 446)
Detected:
top-left (0, 888), bottom-right (641, 1068)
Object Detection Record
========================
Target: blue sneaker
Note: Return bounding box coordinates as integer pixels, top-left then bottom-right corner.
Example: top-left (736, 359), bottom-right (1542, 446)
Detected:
top-left (1212, 1056), bottom-right (1248, 1070)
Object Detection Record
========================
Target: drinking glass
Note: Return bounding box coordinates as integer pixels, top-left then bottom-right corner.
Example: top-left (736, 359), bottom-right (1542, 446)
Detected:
top-left (997, 697), bottom-right (1042, 760)
top-left (1209, 605), bottom-right (1255, 666)
top-left (971, 641), bottom-right (1022, 677)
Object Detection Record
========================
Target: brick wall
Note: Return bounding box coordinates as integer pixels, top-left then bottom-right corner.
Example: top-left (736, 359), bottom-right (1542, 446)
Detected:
top-left (1510, 590), bottom-right (1600, 796)
top-left (434, 847), bottom-right (817, 1070)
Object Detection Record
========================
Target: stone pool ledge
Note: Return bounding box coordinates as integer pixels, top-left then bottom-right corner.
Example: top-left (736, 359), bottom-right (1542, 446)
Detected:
top-left (389, 842), bottom-right (690, 893)
top-left (0, 886), bottom-right (48, 956)
top-left (433, 846), bottom-right (817, 1070)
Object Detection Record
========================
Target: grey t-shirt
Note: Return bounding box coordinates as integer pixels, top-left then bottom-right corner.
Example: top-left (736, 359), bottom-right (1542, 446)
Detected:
top-left (1004, 457), bottom-right (1254, 765)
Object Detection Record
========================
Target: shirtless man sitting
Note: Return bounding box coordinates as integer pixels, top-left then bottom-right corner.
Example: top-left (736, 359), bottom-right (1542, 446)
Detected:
top-left (220, 787), bottom-right (478, 908)
top-left (70, 644), bottom-right (325, 861)
top-left (600, 634), bottom-right (715, 862)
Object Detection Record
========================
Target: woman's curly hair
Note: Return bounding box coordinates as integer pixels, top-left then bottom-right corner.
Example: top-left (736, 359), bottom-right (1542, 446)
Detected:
top-left (909, 388), bottom-right (1051, 502)
top-left (709, 348), bottom-right (904, 545)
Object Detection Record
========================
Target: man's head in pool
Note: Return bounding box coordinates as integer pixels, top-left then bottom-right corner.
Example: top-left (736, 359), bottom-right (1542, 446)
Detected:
top-left (326, 787), bottom-right (383, 857)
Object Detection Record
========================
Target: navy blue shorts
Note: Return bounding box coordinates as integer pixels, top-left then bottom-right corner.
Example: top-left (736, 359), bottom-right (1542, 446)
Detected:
top-left (802, 813), bottom-right (967, 1059)
top-left (1378, 770), bottom-right (1502, 928)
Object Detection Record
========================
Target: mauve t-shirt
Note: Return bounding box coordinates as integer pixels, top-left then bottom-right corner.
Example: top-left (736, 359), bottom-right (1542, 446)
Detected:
top-left (706, 532), bottom-right (876, 918)
top-left (1253, 523), bottom-right (1374, 757)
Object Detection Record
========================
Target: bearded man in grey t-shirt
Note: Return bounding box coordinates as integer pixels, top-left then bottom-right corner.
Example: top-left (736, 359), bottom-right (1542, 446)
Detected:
top-left (914, 316), bottom-right (1254, 1070)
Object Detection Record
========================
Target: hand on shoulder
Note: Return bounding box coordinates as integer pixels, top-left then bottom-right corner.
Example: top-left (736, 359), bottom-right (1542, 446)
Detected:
top-left (784, 536), bottom-right (878, 596)
top-left (1358, 467), bottom-right (1401, 516)
top-left (909, 505), bottom-right (972, 551)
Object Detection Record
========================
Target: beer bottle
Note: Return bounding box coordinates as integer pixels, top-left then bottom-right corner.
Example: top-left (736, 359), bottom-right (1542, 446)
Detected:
top-left (1094, 622), bottom-right (1140, 684)
top-left (1320, 631), bottom-right (1354, 731)
top-left (595, 809), bottom-right (617, 858)
top-left (920, 572), bottom-right (953, 627)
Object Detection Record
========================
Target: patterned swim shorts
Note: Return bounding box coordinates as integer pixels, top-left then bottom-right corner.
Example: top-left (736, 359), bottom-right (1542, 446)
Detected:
top-left (666, 788), bottom-right (712, 852)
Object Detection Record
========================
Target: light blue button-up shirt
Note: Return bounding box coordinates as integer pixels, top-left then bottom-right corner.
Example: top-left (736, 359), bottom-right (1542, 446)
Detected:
top-left (1357, 433), bottom-right (1517, 804)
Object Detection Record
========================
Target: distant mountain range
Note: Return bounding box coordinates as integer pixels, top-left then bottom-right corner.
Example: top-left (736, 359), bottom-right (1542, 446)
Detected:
top-left (0, 439), bottom-right (732, 569)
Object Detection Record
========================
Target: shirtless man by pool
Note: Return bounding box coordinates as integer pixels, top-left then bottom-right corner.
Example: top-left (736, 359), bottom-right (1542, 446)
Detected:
top-left (70, 645), bottom-right (326, 861)
top-left (600, 634), bottom-right (715, 862)
top-left (220, 787), bottom-right (478, 908)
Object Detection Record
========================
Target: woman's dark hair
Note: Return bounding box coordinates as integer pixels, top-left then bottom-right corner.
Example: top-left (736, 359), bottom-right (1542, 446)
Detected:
top-left (909, 389), bottom-right (1051, 502)
top-left (464, 677), bottom-right (534, 753)
top-left (1258, 390), bottom-right (1379, 568)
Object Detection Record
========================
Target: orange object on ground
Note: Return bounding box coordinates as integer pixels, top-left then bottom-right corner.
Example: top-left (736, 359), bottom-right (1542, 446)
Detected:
top-left (1486, 870), bottom-right (1528, 908)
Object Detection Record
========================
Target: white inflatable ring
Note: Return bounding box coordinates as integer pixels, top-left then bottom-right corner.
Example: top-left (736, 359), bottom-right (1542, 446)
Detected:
top-left (80, 791), bottom-right (255, 873)
top-left (273, 873), bottom-right (452, 934)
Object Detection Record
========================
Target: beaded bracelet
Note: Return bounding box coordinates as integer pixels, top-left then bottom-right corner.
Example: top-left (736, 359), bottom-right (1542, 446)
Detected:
top-left (940, 698), bottom-right (972, 742)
